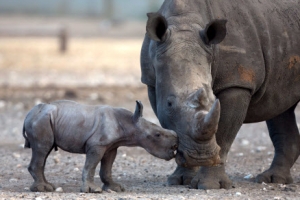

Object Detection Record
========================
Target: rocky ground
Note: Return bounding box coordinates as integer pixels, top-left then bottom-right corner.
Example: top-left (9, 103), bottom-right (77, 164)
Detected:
top-left (0, 17), bottom-right (300, 200)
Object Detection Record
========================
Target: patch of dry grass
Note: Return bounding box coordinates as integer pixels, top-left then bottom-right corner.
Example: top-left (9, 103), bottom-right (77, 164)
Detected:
top-left (0, 37), bottom-right (144, 86)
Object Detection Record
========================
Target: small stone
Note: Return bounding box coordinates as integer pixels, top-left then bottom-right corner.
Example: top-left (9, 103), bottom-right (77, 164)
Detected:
top-left (256, 146), bottom-right (267, 152)
top-left (244, 174), bottom-right (253, 179)
top-left (262, 182), bottom-right (268, 185)
top-left (35, 197), bottom-right (43, 200)
top-left (235, 152), bottom-right (244, 156)
top-left (106, 189), bottom-right (117, 193)
top-left (0, 100), bottom-right (6, 108)
top-left (74, 167), bottom-right (79, 172)
top-left (274, 197), bottom-right (282, 200)
top-left (9, 178), bottom-right (18, 183)
top-left (89, 93), bottom-right (98, 100)
top-left (24, 187), bottom-right (30, 191)
top-left (13, 153), bottom-right (20, 158)
top-left (235, 192), bottom-right (242, 196)
top-left (55, 187), bottom-right (63, 192)
top-left (121, 153), bottom-right (126, 158)
top-left (241, 139), bottom-right (249, 146)
top-left (54, 158), bottom-right (60, 164)
top-left (206, 190), bottom-right (210, 193)
top-left (263, 187), bottom-right (267, 191)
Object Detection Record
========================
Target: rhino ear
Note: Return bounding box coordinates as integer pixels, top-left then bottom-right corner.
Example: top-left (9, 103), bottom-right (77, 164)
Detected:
top-left (133, 100), bottom-right (143, 123)
top-left (200, 19), bottom-right (227, 45)
top-left (146, 12), bottom-right (168, 42)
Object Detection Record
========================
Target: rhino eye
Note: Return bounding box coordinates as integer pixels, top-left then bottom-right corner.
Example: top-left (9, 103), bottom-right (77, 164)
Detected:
top-left (155, 132), bottom-right (161, 137)
top-left (167, 101), bottom-right (172, 107)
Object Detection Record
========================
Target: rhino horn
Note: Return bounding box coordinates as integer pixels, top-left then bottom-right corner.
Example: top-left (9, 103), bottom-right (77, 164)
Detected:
top-left (133, 100), bottom-right (143, 123)
top-left (193, 99), bottom-right (221, 140)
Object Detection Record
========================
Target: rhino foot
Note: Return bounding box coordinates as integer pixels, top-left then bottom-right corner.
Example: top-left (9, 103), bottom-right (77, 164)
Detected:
top-left (80, 182), bottom-right (102, 193)
top-left (256, 168), bottom-right (293, 184)
top-left (167, 165), bottom-right (199, 185)
top-left (190, 165), bottom-right (232, 189)
top-left (102, 182), bottom-right (125, 192)
top-left (30, 182), bottom-right (55, 192)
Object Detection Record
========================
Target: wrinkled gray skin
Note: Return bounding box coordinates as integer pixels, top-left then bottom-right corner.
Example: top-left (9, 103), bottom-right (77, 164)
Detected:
top-left (23, 100), bottom-right (177, 193)
top-left (141, 0), bottom-right (300, 189)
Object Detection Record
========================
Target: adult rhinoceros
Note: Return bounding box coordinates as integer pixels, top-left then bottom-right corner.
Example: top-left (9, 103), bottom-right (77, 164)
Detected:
top-left (140, 0), bottom-right (300, 189)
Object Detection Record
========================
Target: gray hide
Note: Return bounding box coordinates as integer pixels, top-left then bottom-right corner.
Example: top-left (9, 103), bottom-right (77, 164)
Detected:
top-left (23, 100), bottom-right (177, 193)
top-left (141, 0), bottom-right (300, 189)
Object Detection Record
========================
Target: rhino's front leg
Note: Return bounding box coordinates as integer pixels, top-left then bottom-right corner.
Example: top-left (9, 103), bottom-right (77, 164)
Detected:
top-left (191, 88), bottom-right (251, 189)
top-left (100, 148), bottom-right (125, 192)
top-left (80, 146), bottom-right (104, 193)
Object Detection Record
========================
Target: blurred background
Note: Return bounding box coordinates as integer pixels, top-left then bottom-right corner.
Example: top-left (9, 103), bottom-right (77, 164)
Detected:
top-left (0, 0), bottom-right (164, 144)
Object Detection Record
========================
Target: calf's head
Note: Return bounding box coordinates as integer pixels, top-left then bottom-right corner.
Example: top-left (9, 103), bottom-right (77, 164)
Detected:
top-left (141, 12), bottom-right (227, 167)
top-left (133, 101), bottom-right (178, 161)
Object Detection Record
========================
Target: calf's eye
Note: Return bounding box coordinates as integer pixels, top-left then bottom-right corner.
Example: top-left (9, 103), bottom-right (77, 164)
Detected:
top-left (155, 133), bottom-right (161, 137)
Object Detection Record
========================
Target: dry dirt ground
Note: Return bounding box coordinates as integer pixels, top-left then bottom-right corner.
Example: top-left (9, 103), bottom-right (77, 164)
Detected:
top-left (1, 19), bottom-right (300, 200)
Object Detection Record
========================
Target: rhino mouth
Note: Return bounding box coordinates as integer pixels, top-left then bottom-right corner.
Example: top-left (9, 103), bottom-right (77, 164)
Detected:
top-left (175, 138), bottom-right (221, 167)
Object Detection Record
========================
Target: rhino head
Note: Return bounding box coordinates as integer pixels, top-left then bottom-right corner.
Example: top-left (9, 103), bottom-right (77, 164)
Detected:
top-left (141, 12), bottom-right (227, 167)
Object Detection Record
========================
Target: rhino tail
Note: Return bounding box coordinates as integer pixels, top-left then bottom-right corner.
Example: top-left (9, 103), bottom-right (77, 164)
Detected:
top-left (22, 122), bottom-right (30, 149)
top-left (49, 112), bottom-right (58, 151)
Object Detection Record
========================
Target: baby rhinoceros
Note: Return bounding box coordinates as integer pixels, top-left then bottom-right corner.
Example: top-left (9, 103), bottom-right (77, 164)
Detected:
top-left (22, 100), bottom-right (178, 193)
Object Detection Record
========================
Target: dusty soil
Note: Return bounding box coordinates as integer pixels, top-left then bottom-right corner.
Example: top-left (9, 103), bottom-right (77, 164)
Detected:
top-left (0, 23), bottom-right (300, 199)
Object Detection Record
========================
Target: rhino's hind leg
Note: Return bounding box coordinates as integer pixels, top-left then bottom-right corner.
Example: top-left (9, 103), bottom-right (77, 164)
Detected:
top-left (28, 144), bottom-right (55, 192)
top-left (27, 114), bottom-right (56, 192)
top-left (80, 146), bottom-right (104, 193)
top-left (100, 148), bottom-right (125, 192)
top-left (167, 165), bottom-right (199, 185)
top-left (256, 104), bottom-right (300, 184)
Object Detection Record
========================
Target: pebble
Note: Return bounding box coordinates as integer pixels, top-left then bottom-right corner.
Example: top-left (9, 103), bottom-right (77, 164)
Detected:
top-left (55, 187), bottom-right (64, 192)
top-left (13, 153), bottom-right (20, 158)
top-left (256, 146), bottom-right (267, 152)
top-left (106, 189), bottom-right (117, 193)
top-left (274, 197), bottom-right (282, 200)
top-left (73, 167), bottom-right (79, 172)
top-left (0, 100), bottom-right (6, 108)
top-left (9, 178), bottom-right (18, 183)
top-left (235, 192), bottom-right (242, 196)
top-left (35, 197), bottom-right (43, 200)
top-left (241, 139), bottom-right (249, 146)
top-left (244, 174), bottom-right (253, 179)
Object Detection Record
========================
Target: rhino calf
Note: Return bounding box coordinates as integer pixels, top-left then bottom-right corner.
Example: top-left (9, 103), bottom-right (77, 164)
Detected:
top-left (22, 100), bottom-right (177, 193)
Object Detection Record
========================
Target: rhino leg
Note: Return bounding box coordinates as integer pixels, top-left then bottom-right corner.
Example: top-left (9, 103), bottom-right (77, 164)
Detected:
top-left (191, 88), bottom-right (251, 189)
top-left (27, 115), bottom-right (56, 192)
top-left (100, 148), bottom-right (125, 192)
top-left (167, 165), bottom-right (199, 185)
top-left (256, 103), bottom-right (300, 184)
top-left (80, 146), bottom-right (104, 193)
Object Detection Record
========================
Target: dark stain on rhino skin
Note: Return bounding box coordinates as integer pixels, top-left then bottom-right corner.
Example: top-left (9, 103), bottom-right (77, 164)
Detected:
top-left (288, 55), bottom-right (300, 69)
top-left (238, 65), bottom-right (255, 83)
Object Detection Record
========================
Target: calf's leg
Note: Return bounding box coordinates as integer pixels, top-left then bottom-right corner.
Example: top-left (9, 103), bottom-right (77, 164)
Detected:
top-left (80, 146), bottom-right (104, 193)
top-left (100, 148), bottom-right (125, 192)
top-left (256, 103), bottom-right (300, 184)
top-left (27, 118), bottom-right (56, 192)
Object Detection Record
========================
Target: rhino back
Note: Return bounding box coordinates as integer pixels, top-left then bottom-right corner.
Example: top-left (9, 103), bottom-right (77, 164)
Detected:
top-left (208, 0), bottom-right (300, 121)
top-left (51, 100), bottom-right (121, 153)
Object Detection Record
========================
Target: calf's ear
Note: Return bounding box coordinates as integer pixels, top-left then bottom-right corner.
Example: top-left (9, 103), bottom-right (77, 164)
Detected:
top-left (146, 12), bottom-right (168, 42)
top-left (200, 19), bottom-right (227, 45)
top-left (133, 100), bottom-right (143, 122)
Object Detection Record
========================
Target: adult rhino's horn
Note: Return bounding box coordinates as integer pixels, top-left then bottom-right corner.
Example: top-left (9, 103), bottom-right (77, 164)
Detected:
top-left (146, 12), bottom-right (168, 42)
top-left (193, 99), bottom-right (221, 140)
